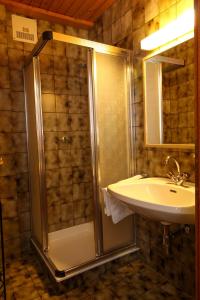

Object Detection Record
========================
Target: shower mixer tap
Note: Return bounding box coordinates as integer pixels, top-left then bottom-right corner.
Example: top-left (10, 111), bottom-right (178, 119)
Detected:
top-left (60, 136), bottom-right (71, 144)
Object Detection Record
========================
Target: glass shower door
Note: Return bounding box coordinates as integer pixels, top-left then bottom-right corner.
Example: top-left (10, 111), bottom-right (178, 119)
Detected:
top-left (91, 50), bottom-right (135, 253)
top-left (39, 41), bottom-right (96, 271)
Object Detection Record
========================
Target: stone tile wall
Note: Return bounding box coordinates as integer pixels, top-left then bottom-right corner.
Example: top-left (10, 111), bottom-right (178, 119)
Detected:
top-left (89, 0), bottom-right (195, 296)
top-left (0, 4), bottom-right (90, 257)
top-left (136, 215), bottom-right (195, 296)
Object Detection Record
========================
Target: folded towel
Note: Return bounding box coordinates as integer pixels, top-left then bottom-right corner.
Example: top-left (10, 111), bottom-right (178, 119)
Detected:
top-left (102, 175), bottom-right (143, 224)
top-left (116, 174), bottom-right (143, 186)
top-left (102, 187), bottom-right (133, 224)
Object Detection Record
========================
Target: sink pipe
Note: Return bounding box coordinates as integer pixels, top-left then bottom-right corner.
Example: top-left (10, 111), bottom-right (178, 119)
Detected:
top-left (161, 222), bottom-right (170, 256)
top-left (161, 222), bottom-right (192, 256)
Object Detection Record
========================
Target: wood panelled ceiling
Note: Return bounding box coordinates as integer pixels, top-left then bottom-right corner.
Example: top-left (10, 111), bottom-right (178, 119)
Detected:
top-left (0, 0), bottom-right (116, 28)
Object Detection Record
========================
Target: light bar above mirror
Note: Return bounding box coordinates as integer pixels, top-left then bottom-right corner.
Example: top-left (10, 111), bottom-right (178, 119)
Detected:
top-left (141, 9), bottom-right (194, 51)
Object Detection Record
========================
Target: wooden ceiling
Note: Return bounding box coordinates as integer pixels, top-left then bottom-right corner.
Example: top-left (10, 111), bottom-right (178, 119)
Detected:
top-left (0, 0), bottom-right (115, 28)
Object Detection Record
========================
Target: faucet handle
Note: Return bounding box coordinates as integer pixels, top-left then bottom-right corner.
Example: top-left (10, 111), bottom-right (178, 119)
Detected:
top-left (166, 171), bottom-right (173, 179)
top-left (164, 155), bottom-right (171, 166)
top-left (181, 172), bottom-right (190, 180)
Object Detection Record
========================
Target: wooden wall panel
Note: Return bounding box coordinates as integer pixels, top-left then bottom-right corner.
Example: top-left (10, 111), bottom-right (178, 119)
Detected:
top-left (0, 0), bottom-right (94, 28)
top-left (0, 0), bottom-right (116, 28)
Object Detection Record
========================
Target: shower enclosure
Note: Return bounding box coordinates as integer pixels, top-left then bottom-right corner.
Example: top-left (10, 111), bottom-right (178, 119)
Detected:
top-left (24, 31), bottom-right (137, 281)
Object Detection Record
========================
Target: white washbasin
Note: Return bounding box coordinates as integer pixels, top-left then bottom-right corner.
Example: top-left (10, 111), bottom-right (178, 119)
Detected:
top-left (108, 177), bottom-right (195, 224)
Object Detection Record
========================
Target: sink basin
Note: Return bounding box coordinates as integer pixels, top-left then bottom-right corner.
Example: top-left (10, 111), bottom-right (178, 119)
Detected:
top-left (108, 177), bottom-right (195, 224)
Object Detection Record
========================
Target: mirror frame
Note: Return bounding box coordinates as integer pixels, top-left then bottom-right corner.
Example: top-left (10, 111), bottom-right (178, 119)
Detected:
top-left (143, 41), bottom-right (195, 150)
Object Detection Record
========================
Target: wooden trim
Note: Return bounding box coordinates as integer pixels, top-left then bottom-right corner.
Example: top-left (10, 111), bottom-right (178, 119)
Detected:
top-left (195, 0), bottom-right (200, 299)
top-left (0, 0), bottom-right (94, 28)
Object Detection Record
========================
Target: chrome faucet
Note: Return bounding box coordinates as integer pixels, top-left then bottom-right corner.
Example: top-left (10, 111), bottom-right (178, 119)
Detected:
top-left (164, 156), bottom-right (189, 186)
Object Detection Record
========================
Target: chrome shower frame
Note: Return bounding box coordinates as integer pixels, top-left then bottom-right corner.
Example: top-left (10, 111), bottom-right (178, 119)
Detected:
top-left (24, 31), bottom-right (137, 281)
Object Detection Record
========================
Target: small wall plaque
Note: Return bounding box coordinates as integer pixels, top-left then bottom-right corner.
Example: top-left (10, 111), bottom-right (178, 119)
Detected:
top-left (12, 14), bottom-right (38, 44)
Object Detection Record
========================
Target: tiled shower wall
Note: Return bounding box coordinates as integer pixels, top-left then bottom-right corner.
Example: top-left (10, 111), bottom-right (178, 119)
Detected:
top-left (89, 0), bottom-right (195, 296)
top-left (0, 4), bottom-right (90, 257)
top-left (40, 42), bottom-right (93, 232)
top-left (162, 40), bottom-right (194, 144)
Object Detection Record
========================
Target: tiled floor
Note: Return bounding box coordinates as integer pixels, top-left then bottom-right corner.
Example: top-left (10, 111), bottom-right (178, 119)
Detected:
top-left (5, 252), bottom-right (193, 300)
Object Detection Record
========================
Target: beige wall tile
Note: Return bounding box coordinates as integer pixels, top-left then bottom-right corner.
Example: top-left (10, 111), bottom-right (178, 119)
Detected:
top-left (0, 89), bottom-right (12, 110)
top-left (145, 0), bottom-right (159, 23)
top-left (8, 48), bottom-right (24, 71)
top-left (0, 4), bottom-right (6, 20)
top-left (0, 66), bottom-right (10, 88)
top-left (132, 1), bottom-right (145, 31)
top-left (0, 44), bottom-right (8, 66)
top-left (42, 93), bottom-right (56, 113)
top-left (145, 16), bottom-right (160, 36)
top-left (112, 19), bottom-right (122, 44)
top-left (11, 92), bottom-right (25, 112)
top-left (102, 8), bottom-right (112, 31)
top-left (43, 113), bottom-right (57, 132)
top-left (158, 0), bottom-right (176, 13)
top-left (112, 0), bottom-right (122, 23)
top-left (159, 4), bottom-right (176, 28)
top-left (39, 54), bottom-right (54, 74)
top-left (121, 10), bottom-right (132, 38)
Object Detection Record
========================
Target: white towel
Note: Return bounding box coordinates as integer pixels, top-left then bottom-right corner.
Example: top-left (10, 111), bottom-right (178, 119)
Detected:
top-left (102, 175), bottom-right (143, 224)
top-left (115, 174), bottom-right (143, 186)
top-left (102, 188), bottom-right (133, 224)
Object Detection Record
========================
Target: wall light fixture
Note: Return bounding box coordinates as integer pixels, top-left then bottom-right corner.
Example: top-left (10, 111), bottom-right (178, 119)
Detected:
top-left (141, 9), bottom-right (194, 50)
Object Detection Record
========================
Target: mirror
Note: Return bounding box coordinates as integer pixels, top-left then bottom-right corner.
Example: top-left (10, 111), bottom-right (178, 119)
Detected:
top-left (143, 38), bottom-right (194, 149)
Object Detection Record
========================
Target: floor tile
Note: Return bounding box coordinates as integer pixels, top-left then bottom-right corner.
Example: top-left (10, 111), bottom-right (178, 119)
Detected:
top-left (5, 252), bottom-right (192, 300)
